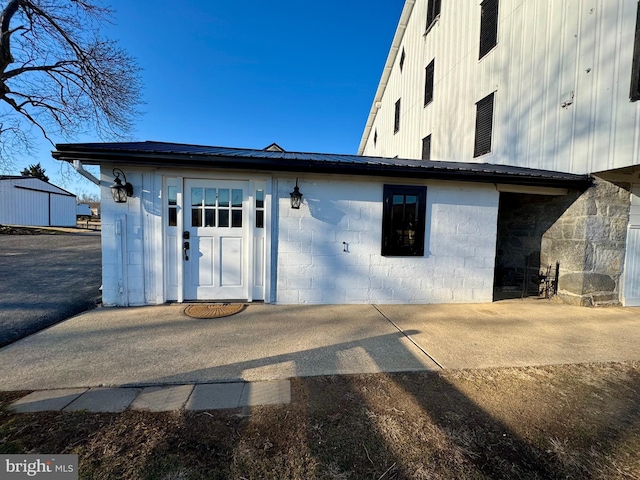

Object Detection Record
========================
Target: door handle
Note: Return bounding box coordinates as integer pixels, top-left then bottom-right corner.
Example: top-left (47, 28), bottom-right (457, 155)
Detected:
top-left (183, 241), bottom-right (190, 261)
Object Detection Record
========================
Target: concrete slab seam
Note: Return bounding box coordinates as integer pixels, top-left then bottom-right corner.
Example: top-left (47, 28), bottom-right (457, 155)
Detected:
top-left (372, 304), bottom-right (444, 369)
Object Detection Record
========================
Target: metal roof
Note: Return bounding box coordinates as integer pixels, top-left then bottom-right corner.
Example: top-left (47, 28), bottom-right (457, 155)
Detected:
top-left (52, 141), bottom-right (591, 190)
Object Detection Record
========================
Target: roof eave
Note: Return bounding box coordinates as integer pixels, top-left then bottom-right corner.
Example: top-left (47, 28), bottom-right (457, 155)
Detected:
top-left (52, 148), bottom-right (591, 191)
top-left (358, 0), bottom-right (416, 155)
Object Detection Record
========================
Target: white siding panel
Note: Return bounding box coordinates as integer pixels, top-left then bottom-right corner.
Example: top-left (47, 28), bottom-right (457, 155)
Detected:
top-left (0, 178), bottom-right (76, 226)
top-left (623, 227), bottom-right (640, 306)
top-left (49, 193), bottom-right (76, 226)
top-left (362, 0), bottom-right (640, 176)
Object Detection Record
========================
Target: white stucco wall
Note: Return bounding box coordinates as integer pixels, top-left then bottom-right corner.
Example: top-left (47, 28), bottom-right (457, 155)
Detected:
top-left (276, 176), bottom-right (499, 304)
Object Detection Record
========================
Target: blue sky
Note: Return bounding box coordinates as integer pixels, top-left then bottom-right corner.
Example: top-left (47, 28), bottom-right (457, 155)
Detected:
top-left (11, 0), bottom-right (404, 196)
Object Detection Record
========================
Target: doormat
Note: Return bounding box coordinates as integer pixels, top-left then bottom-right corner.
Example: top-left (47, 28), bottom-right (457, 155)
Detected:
top-left (184, 303), bottom-right (246, 319)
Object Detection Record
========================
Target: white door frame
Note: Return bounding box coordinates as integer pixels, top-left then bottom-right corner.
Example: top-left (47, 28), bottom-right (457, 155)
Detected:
top-left (163, 173), bottom-right (271, 303)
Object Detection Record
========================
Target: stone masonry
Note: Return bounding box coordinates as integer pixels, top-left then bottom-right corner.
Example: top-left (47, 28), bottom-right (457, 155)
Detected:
top-left (542, 177), bottom-right (631, 307)
top-left (495, 177), bottom-right (631, 306)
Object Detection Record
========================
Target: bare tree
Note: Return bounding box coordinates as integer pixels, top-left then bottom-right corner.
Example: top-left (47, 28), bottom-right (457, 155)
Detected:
top-left (0, 0), bottom-right (142, 170)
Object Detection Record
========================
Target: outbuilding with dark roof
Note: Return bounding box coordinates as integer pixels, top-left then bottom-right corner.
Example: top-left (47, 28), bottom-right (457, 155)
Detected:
top-left (53, 141), bottom-right (590, 306)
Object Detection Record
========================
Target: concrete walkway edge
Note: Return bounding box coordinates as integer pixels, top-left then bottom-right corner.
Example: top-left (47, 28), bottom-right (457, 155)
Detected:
top-left (9, 380), bottom-right (291, 414)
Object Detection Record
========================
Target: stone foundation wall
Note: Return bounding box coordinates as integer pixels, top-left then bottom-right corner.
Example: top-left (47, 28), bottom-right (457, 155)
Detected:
top-left (542, 177), bottom-right (631, 307)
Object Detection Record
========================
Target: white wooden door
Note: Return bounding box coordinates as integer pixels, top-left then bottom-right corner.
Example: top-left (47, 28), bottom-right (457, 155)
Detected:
top-left (184, 179), bottom-right (248, 300)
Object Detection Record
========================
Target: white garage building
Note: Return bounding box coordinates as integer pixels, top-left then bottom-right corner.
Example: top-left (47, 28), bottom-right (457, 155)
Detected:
top-left (0, 176), bottom-right (77, 227)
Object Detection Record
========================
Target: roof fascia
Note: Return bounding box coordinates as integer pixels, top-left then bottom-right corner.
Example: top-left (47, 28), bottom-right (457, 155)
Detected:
top-left (357, 0), bottom-right (416, 155)
top-left (52, 148), bottom-right (591, 191)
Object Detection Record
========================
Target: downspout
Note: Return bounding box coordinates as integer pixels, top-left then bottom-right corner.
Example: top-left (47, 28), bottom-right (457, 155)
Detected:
top-left (72, 160), bottom-right (100, 185)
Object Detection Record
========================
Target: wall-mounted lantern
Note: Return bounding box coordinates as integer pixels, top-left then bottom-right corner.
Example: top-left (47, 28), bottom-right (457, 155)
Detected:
top-left (290, 178), bottom-right (303, 209)
top-left (110, 168), bottom-right (133, 203)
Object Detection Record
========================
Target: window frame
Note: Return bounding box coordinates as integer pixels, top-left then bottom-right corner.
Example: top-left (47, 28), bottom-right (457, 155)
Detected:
top-left (394, 98), bottom-right (401, 134)
top-left (631, 1), bottom-right (640, 101)
top-left (424, 59), bottom-right (435, 107)
top-left (474, 92), bottom-right (495, 157)
top-left (381, 184), bottom-right (427, 257)
top-left (479, 0), bottom-right (499, 60)
top-left (421, 135), bottom-right (432, 161)
top-left (426, 0), bottom-right (442, 32)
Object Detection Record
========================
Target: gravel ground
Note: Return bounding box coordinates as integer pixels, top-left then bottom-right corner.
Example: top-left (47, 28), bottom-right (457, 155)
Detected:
top-left (0, 232), bottom-right (101, 347)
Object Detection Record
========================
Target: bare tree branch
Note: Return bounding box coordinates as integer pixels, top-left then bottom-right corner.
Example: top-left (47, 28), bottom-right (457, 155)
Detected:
top-left (0, 0), bottom-right (142, 171)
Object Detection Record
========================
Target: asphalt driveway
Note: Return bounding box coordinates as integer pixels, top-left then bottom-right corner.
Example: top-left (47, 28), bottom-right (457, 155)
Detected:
top-left (0, 232), bottom-right (101, 347)
top-left (0, 300), bottom-right (638, 391)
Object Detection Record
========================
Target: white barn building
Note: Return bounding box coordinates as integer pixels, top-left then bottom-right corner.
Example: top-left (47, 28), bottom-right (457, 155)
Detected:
top-left (0, 176), bottom-right (77, 227)
top-left (360, 0), bottom-right (640, 306)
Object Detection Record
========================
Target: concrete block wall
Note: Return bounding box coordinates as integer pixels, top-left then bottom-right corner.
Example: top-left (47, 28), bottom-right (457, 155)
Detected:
top-left (276, 176), bottom-right (499, 304)
top-left (100, 167), bottom-right (148, 306)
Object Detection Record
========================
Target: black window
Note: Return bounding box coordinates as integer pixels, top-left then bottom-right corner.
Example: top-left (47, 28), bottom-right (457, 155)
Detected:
top-left (374, 129), bottom-right (378, 147)
top-left (394, 99), bottom-right (401, 133)
top-left (421, 135), bottom-right (432, 161)
top-left (382, 185), bottom-right (427, 256)
top-left (399, 48), bottom-right (406, 72)
top-left (474, 92), bottom-right (495, 157)
top-left (424, 59), bottom-right (435, 106)
top-left (479, 0), bottom-right (499, 59)
top-left (631, 1), bottom-right (640, 101)
top-left (426, 0), bottom-right (441, 30)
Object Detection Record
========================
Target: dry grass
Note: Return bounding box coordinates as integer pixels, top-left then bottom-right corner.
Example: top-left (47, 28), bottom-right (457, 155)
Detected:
top-left (1, 362), bottom-right (639, 479)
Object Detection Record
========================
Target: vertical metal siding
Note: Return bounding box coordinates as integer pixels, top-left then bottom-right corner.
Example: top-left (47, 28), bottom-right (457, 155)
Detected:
top-left (623, 185), bottom-right (640, 306)
top-left (362, 0), bottom-right (640, 176)
top-left (50, 194), bottom-right (76, 226)
top-left (0, 178), bottom-right (76, 226)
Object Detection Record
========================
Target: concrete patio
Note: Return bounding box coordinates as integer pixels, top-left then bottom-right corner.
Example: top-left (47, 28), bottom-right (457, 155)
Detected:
top-left (1, 300), bottom-right (638, 393)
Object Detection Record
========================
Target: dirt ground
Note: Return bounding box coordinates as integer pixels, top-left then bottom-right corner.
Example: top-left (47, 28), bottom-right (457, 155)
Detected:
top-left (1, 362), bottom-right (638, 479)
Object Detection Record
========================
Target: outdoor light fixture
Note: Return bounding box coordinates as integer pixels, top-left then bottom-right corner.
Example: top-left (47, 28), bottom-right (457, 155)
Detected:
top-left (290, 178), bottom-right (303, 209)
top-left (110, 168), bottom-right (133, 203)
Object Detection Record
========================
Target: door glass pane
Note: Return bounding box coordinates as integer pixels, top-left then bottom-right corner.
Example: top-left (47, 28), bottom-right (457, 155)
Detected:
top-left (219, 209), bottom-right (229, 227)
top-left (218, 189), bottom-right (229, 207)
top-left (232, 189), bottom-right (243, 207)
top-left (256, 190), bottom-right (264, 208)
top-left (191, 188), bottom-right (203, 207)
top-left (205, 188), bottom-right (216, 206)
top-left (204, 209), bottom-right (215, 227)
top-left (168, 186), bottom-right (177, 206)
top-left (256, 210), bottom-right (264, 228)
top-left (191, 208), bottom-right (202, 227)
top-left (168, 207), bottom-right (177, 227)
top-left (393, 194), bottom-right (404, 205)
top-left (232, 210), bottom-right (242, 227)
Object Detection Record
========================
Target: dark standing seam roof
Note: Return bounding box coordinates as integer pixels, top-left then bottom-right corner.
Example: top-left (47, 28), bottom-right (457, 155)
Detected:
top-left (52, 141), bottom-right (592, 190)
